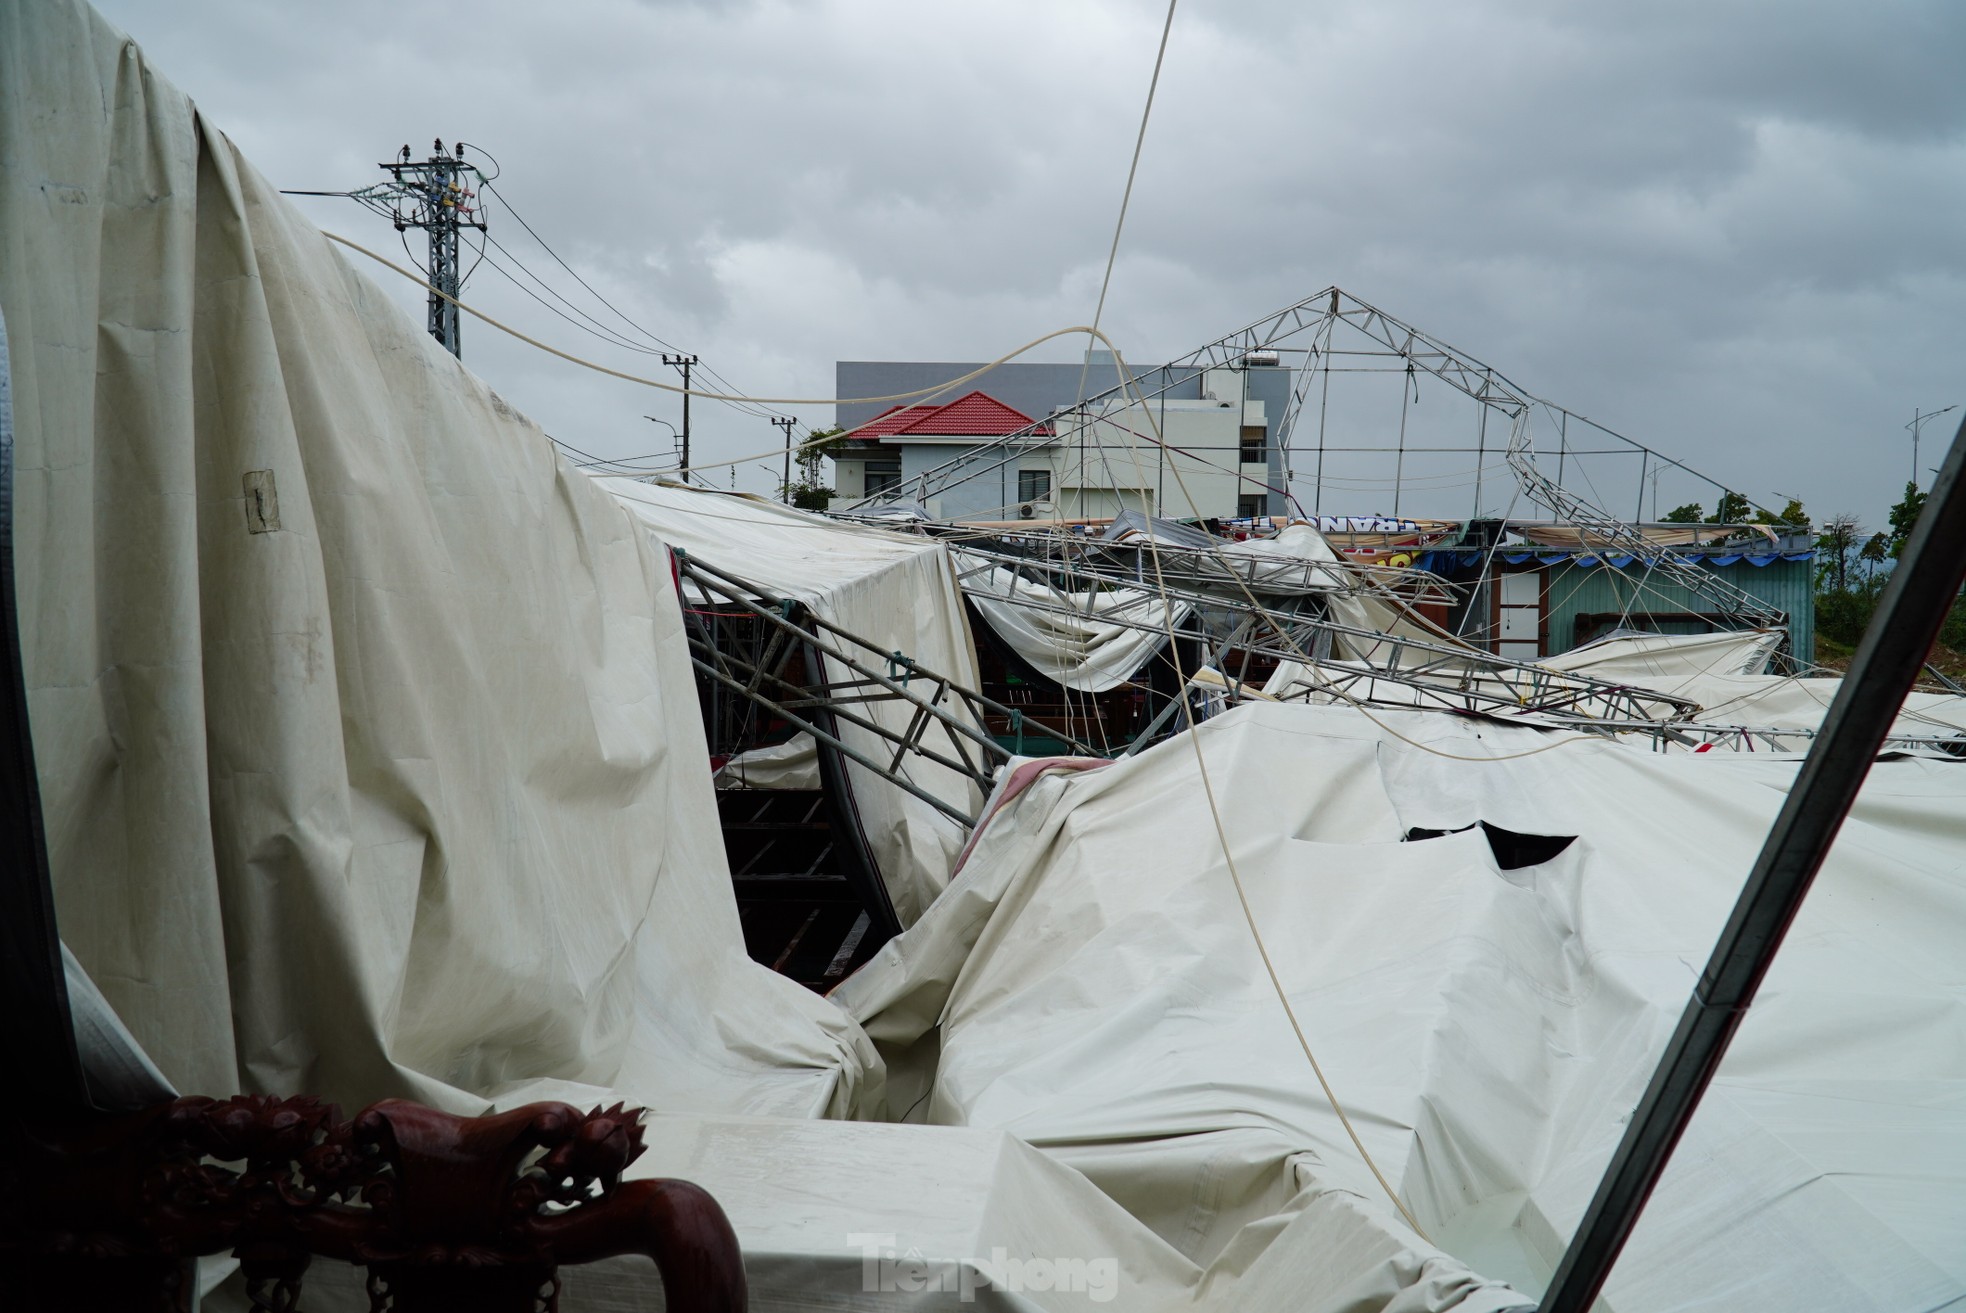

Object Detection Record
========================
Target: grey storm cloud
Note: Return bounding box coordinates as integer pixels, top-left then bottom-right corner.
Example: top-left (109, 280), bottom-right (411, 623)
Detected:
top-left (87, 0), bottom-right (1966, 525)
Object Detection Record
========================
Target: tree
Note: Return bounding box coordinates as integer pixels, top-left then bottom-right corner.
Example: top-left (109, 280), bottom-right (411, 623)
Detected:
top-left (779, 425), bottom-right (847, 512)
top-left (1713, 490), bottom-right (1752, 523)
top-left (1754, 496), bottom-right (1809, 530)
top-left (1885, 481), bottom-right (1927, 559)
top-left (798, 425), bottom-right (848, 473)
top-left (1814, 513), bottom-right (1863, 594)
top-left (1660, 502), bottom-right (1704, 524)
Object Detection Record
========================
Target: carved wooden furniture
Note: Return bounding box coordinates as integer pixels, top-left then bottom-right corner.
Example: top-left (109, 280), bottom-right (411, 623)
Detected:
top-left (1, 1095), bottom-right (746, 1312)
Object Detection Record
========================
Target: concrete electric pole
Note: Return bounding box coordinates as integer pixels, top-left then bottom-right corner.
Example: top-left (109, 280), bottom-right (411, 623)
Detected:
top-left (773, 416), bottom-right (797, 501)
top-left (662, 355), bottom-right (699, 481)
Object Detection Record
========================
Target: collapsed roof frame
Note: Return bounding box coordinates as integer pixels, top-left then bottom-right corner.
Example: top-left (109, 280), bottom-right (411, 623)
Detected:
top-left (675, 552), bottom-right (1098, 829)
top-left (1577, 717), bottom-right (1966, 756)
top-left (964, 522), bottom-right (1463, 606)
top-left (853, 286), bottom-right (1788, 637)
top-left (949, 539), bottom-right (1705, 732)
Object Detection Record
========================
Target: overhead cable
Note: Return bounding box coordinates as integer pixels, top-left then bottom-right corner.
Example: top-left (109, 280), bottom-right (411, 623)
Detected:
top-left (322, 230), bottom-right (1105, 408)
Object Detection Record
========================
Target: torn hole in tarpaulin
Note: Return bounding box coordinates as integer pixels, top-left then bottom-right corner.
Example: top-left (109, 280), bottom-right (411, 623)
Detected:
top-left (1404, 821), bottom-right (1577, 871)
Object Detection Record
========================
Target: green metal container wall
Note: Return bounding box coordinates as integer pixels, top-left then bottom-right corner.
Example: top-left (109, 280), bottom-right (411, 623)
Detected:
top-left (1540, 556), bottom-right (1815, 665)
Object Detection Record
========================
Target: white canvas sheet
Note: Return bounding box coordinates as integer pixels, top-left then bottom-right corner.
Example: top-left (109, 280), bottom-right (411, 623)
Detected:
top-left (1543, 627), bottom-right (1786, 679)
top-left (1544, 629), bottom-right (1966, 745)
top-left (281, 1112), bottom-right (1217, 1311)
top-left (1227, 524), bottom-right (1479, 661)
top-left (2, 0), bottom-right (872, 1120)
top-left (838, 704), bottom-right (1966, 1312)
top-left (960, 556), bottom-right (1188, 693)
top-left (715, 731), bottom-right (822, 791)
top-left (599, 478), bottom-right (985, 925)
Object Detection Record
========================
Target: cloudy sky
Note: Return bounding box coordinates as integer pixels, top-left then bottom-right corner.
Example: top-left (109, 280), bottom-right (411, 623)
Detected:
top-left (92, 0), bottom-right (1965, 529)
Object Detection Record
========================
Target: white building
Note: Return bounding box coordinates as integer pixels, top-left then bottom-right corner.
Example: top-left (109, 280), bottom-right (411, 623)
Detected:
top-left (830, 363), bottom-right (1283, 523)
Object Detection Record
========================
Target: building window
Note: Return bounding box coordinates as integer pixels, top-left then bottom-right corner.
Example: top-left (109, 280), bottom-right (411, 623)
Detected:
top-left (1018, 468), bottom-right (1051, 502)
top-left (864, 459), bottom-right (901, 496)
top-left (1237, 494), bottom-right (1264, 519)
top-left (1239, 424), bottom-right (1266, 463)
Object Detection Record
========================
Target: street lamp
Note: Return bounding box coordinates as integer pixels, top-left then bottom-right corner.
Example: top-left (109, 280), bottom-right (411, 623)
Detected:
top-left (642, 416), bottom-right (681, 478)
top-left (1907, 405), bottom-right (1958, 488)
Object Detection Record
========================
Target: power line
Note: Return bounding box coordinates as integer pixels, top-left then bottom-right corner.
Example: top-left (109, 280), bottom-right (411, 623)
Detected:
top-left (478, 176), bottom-right (791, 425)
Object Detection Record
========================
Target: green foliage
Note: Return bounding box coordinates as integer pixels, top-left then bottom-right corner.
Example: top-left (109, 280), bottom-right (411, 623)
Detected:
top-left (1813, 514), bottom-right (1863, 594)
top-left (775, 425), bottom-right (850, 512)
top-left (1811, 485), bottom-right (1965, 657)
top-left (784, 482), bottom-right (834, 512)
top-left (1660, 502), bottom-right (1704, 524)
top-left (1943, 594), bottom-right (1966, 653)
top-left (1713, 490), bottom-right (1752, 523)
top-left (1815, 578), bottom-right (1885, 649)
top-left (797, 426), bottom-right (849, 477)
top-left (1885, 481), bottom-right (1927, 559)
top-left (1753, 497), bottom-right (1809, 529)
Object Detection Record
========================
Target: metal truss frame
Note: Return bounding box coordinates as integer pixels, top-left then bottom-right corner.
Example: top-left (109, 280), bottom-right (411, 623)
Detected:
top-left (1590, 718), bottom-right (1966, 756)
top-left (676, 553), bottom-right (1098, 828)
top-left (961, 525), bottom-right (1461, 606)
top-left (854, 284), bottom-right (1787, 636)
top-left (950, 542), bottom-right (1702, 730)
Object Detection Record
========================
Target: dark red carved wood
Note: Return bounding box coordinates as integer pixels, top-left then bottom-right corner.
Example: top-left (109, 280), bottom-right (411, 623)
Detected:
top-left (0, 1095), bottom-right (746, 1312)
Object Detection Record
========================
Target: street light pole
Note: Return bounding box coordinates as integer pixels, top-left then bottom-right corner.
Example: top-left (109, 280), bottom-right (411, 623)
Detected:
top-left (642, 416), bottom-right (679, 478)
top-left (1908, 405), bottom-right (1958, 488)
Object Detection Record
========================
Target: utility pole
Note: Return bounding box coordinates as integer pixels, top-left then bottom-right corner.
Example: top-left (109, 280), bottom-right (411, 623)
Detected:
top-left (377, 141), bottom-right (486, 357)
top-left (281, 141), bottom-right (483, 358)
top-left (662, 355), bottom-right (699, 481)
top-left (773, 416), bottom-right (797, 501)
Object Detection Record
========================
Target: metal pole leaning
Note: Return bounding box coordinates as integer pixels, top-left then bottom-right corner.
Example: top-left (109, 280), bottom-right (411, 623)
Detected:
top-left (1538, 414), bottom-right (1966, 1313)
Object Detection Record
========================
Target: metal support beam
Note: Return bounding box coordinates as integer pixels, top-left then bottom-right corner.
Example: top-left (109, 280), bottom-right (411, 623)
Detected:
top-left (950, 544), bottom-right (1701, 729)
top-left (676, 553), bottom-right (1100, 829)
top-left (1538, 416), bottom-right (1966, 1313)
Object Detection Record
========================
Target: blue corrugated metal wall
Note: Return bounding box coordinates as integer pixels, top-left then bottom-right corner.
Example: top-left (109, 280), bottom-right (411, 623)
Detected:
top-left (1541, 556), bottom-right (1815, 663)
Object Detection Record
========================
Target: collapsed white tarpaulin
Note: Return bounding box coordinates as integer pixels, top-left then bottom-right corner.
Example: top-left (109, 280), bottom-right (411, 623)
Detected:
top-left (959, 554), bottom-right (1189, 693)
top-left (1544, 629), bottom-right (1785, 681)
top-left (1, 0), bottom-right (872, 1120)
top-left (1258, 655), bottom-right (1693, 729)
top-left (1543, 629), bottom-right (1966, 745)
top-left (598, 478), bottom-right (984, 925)
top-left (1227, 524), bottom-right (1478, 662)
top-left (715, 731), bottom-right (822, 791)
top-left (837, 704), bottom-right (1966, 1312)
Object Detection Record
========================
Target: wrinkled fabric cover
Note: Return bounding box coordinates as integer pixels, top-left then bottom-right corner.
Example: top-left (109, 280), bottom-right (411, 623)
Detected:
top-left (1543, 627), bottom-right (1785, 680)
top-left (959, 554), bottom-right (1187, 693)
top-left (1544, 628), bottom-right (1966, 744)
top-left (1229, 524), bottom-right (1479, 661)
top-left (289, 1114), bottom-right (1216, 1311)
top-left (715, 732), bottom-right (822, 791)
top-left (839, 704), bottom-right (1966, 1312)
top-left (599, 478), bottom-right (983, 925)
top-left (1, 0), bottom-right (872, 1118)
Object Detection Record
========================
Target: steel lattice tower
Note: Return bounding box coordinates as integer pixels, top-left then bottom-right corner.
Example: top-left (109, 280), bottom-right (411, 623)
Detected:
top-left (376, 140), bottom-right (486, 358)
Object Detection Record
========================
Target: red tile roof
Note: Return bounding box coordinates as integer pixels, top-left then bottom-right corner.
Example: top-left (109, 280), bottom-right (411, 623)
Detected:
top-left (850, 391), bottom-right (1050, 440)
